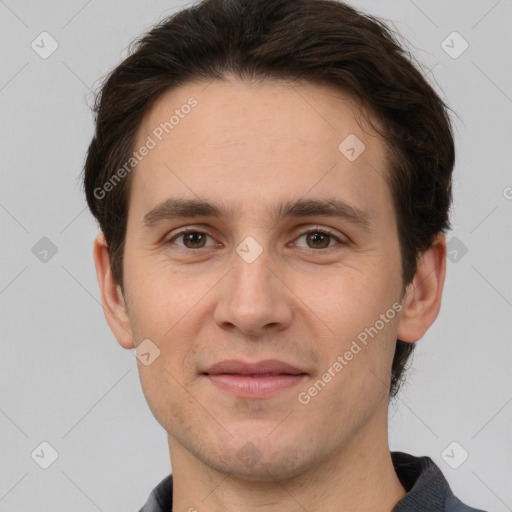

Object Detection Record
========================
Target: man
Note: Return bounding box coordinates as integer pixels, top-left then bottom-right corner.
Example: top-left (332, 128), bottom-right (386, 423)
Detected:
top-left (83, 0), bottom-right (487, 510)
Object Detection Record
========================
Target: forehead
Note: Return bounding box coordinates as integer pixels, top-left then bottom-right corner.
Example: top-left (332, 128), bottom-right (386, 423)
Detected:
top-left (130, 78), bottom-right (392, 223)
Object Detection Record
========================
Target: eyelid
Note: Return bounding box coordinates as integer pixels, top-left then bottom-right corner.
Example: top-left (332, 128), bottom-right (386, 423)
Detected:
top-left (290, 224), bottom-right (347, 249)
top-left (167, 228), bottom-right (218, 249)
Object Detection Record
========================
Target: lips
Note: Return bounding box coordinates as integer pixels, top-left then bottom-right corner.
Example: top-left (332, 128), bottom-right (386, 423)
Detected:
top-left (203, 359), bottom-right (307, 376)
top-left (203, 359), bottom-right (308, 398)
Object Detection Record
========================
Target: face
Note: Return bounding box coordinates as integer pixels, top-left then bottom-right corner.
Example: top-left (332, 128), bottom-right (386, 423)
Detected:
top-left (118, 78), bottom-right (407, 479)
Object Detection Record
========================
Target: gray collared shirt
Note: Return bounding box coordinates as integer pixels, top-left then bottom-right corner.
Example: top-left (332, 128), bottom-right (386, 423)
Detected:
top-left (138, 452), bottom-right (487, 511)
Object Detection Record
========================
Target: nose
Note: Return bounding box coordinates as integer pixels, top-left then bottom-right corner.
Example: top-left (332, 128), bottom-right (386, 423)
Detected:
top-left (213, 248), bottom-right (294, 338)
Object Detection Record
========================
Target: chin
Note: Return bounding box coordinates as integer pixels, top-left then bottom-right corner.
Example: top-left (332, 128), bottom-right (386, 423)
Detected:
top-left (192, 434), bottom-right (316, 483)
top-left (207, 454), bottom-right (308, 483)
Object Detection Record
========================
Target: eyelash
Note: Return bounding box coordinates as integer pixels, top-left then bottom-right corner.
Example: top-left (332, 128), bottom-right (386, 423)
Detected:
top-left (166, 226), bottom-right (346, 252)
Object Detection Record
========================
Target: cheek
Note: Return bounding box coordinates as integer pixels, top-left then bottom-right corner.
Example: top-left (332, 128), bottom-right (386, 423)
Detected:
top-left (299, 267), bottom-right (401, 394)
top-left (123, 256), bottom-right (202, 336)
top-left (137, 358), bottom-right (198, 431)
top-left (304, 318), bottom-right (398, 429)
top-left (292, 264), bottom-right (395, 336)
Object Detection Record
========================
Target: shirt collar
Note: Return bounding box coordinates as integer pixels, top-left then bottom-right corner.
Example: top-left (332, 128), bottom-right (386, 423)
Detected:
top-left (138, 452), bottom-right (484, 512)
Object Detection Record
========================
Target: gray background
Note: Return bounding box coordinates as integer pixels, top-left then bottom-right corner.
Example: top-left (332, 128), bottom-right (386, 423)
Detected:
top-left (0, 0), bottom-right (510, 510)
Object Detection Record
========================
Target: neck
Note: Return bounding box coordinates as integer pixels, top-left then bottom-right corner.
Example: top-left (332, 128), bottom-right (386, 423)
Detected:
top-left (169, 409), bottom-right (406, 512)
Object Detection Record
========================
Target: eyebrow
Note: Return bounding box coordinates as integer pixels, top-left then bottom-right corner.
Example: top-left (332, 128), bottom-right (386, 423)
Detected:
top-left (142, 197), bottom-right (372, 232)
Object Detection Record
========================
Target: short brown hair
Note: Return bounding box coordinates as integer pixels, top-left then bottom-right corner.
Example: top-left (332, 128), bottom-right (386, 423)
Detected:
top-left (83, 0), bottom-right (455, 398)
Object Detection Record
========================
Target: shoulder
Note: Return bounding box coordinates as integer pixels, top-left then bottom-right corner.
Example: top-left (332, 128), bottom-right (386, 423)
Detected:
top-left (391, 452), bottom-right (488, 512)
top-left (137, 474), bottom-right (173, 512)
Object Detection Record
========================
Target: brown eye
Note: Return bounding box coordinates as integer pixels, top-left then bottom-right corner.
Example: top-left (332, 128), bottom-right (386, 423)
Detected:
top-left (305, 232), bottom-right (331, 249)
top-left (182, 232), bottom-right (207, 248)
top-left (170, 230), bottom-right (215, 249)
top-left (294, 229), bottom-right (342, 250)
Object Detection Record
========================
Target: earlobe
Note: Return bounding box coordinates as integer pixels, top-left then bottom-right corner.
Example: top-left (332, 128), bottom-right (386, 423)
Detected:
top-left (93, 232), bottom-right (135, 349)
top-left (396, 233), bottom-right (447, 343)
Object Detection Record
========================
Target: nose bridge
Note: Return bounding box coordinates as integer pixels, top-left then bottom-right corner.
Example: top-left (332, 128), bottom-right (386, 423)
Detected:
top-left (232, 242), bottom-right (271, 296)
top-left (213, 236), bottom-right (293, 335)
top-left (230, 241), bottom-right (275, 312)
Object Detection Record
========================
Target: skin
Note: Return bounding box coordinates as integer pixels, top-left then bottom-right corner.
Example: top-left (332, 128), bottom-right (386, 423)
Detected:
top-left (94, 77), bottom-right (446, 512)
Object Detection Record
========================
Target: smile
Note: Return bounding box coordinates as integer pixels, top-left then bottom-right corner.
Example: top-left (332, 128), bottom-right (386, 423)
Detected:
top-left (203, 359), bottom-right (308, 398)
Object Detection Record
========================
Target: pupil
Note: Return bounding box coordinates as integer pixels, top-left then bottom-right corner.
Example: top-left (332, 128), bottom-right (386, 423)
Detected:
top-left (307, 232), bottom-right (329, 248)
top-left (186, 232), bottom-right (205, 248)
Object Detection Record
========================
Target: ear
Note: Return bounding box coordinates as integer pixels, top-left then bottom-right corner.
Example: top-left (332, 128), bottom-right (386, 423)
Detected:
top-left (93, 232), bottom-right (134, 349)
top-left (396, 233), bottom-right (447, 343)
